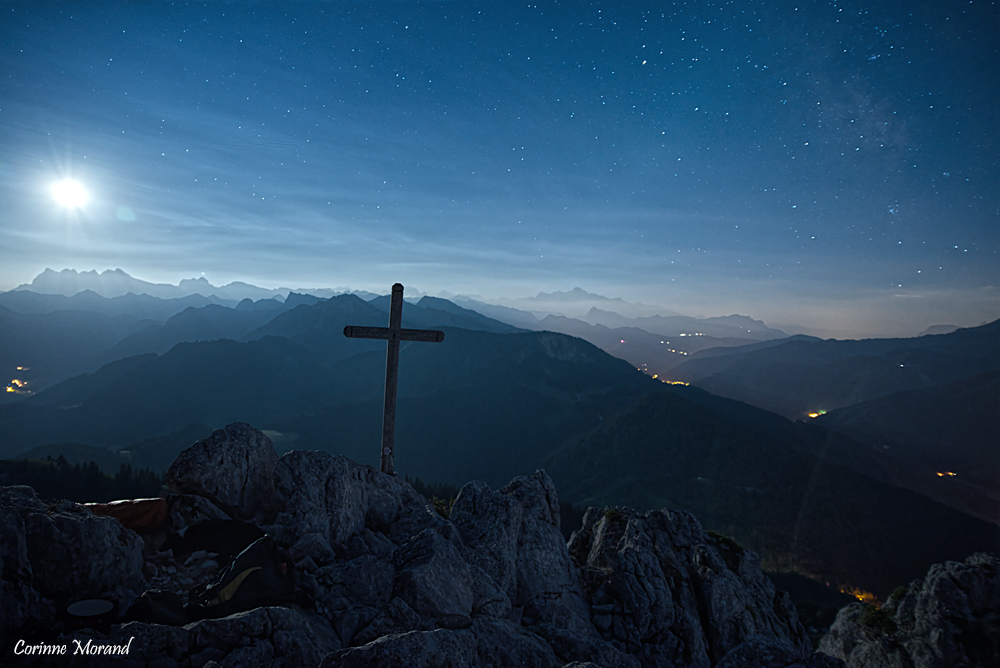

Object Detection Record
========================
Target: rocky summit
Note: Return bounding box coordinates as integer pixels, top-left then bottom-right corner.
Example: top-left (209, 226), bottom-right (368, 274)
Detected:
top-left (1, 422), bottom-right (985, 667)
top-left (820, 552), bottom-right (999, 668)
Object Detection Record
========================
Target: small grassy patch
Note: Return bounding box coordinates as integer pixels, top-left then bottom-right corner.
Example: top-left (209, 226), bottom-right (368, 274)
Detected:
top-left (707, 530), bottom-right (745, 570)
top-left (859, 603), bottom-right (897, 635)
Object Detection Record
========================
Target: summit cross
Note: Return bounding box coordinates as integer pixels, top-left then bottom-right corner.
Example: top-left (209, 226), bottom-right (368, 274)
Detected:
top-left (343, 283), bottom-right (444, 475)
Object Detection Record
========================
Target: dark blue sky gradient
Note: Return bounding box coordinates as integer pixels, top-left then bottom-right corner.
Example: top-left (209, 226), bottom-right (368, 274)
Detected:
top-left (1, 0), bottom-right (997, 336)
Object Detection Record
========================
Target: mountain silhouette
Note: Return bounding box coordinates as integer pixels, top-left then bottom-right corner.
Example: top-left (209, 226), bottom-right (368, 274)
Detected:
top-left (671, 320), bottom-right (1000, 419)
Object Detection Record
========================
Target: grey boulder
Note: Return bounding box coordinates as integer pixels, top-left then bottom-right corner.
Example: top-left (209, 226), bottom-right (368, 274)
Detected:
top-left (164, 422), bottom-right (278, 522)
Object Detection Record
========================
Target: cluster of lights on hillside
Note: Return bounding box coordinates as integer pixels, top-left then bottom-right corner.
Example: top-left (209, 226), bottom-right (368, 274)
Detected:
top-left (807, 410), bottom-right (828, 418)
top-left (636, 363), bottom-right (690, 385)
top-left (936, 471), bottom-right (958, 478)
top-left (5, 366), bottom-right (32, 395)
top-left (5, 379), bottom-right (30, 394)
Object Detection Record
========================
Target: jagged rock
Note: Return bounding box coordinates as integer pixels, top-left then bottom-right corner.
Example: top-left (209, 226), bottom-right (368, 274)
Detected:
top-left (568, 505), bottom-right (811, 667)
top-left (352, 596), bottom-right (435, 646)
top-left (317, 554), bottom-right (395, 612)
top-left (469, 617), bottom-right (561, 667)
top-left (716, 635), bottom-right (845, 667)
top-left (819, 553), bottom-right (1000, 668)
top-left (164, 422), bottom-right (278, 522)
top-left (269, 450), bottom-right (443, 558)
top-left (0, 485), bottom-right (145, 607)
top-left (272, 450), bottom-right (365, 552)
top-left (291, 531), bottom-right (338, 566)
top-left (536, 622), bottom-right (642, 668)
top-left (503, 471), bottom-right (595, 636)
top-left (451, 480), bottom-right (521, 600)
top-left (393, 524), bottom-right (511, 620)
top-left (348, 528), bottom-right (396, 562)
top-left (72, 605), bottom-right (339, 666)
top-left (322, 628), bottom-right (478, 667)
top-left (350, 462), bottom-right (445, 544)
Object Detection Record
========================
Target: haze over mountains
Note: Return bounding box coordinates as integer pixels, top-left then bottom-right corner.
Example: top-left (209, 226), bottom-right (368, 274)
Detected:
top-left (1, 268), bottom-right (997, 600)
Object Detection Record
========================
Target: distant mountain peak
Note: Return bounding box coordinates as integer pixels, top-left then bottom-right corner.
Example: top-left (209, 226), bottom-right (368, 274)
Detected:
top-left (528, 287), bottom-right (624, 303)
top-left (179, 277), bottom-right (213, 287)
top-left (918, 324), bottom-right (960, 336)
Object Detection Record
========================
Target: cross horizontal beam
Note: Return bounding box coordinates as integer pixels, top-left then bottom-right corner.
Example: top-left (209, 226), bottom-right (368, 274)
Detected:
top-left (343, 325), bottom-right (445, 343)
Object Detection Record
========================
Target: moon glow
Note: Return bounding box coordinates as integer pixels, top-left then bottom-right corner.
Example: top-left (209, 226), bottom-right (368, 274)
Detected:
top-left (51, 179), bottom-right (88, 208)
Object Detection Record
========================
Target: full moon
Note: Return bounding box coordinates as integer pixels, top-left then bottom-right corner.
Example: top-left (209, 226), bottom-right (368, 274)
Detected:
top-left (51, 179), bottom-right (88, 208)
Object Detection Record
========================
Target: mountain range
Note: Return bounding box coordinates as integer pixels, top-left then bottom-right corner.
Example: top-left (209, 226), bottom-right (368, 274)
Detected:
top-left (11, 267), bottom-right (374, 302)
top-left (1, 269), bottom-right (997, 601)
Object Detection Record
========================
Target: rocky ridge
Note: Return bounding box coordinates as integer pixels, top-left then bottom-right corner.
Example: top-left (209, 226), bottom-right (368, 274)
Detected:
top-left (3, 422), bottom-right (854, 666)
top-left (820, 552), bottom-right (999, 668)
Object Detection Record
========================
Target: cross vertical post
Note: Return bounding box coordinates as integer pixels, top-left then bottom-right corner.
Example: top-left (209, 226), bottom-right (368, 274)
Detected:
top-left (380, 283), bottom-right (404, 475)
top-left (343, 283), bottom-right (445, 475)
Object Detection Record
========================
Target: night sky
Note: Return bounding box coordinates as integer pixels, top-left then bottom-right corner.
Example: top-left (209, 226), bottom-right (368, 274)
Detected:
top-left (1, 0), bottom-right (997, 337)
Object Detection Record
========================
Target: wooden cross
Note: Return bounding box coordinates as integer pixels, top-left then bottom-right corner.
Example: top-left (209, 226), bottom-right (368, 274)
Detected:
top-left (343, 283), bottom-right (445, 475)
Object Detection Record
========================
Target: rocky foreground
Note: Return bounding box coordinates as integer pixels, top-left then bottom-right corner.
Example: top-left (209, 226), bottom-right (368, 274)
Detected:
top-left (1, 422), bottom-right (995, 667)
top-left (820, 552), bottom-right (999, 668)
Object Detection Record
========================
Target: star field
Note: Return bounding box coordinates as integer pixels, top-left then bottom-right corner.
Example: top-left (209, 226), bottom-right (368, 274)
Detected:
top-left (0, 0), bottom-right (996, 336)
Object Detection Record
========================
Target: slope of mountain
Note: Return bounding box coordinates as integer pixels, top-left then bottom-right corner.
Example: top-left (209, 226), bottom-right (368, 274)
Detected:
top-left (413, 296), bottom-right (524, 334)
top-left (814, 371), bottom-right (1000, 523)
top-left (535, 314), bottom-right (773, 378)
top-left (544, 386), bottom-right (999, 598)
top-left (535, 315), bottom-right (688, 377)
top-left (106, 299), bottom-right (291, 358)
top-left (450, 297), bottom-right (541, 329)
top-left (671, 320), bottom-right (1000, 419)
top-left (581, 308), bottom-right (788, 341)
top-left (0, 304), bottom-right (153, 399)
